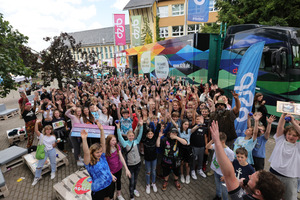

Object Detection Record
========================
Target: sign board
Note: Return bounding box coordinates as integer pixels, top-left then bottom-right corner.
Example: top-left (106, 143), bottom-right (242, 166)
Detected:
top-left (71, 123), bottom-right (115, 138)
top-left (277, 101), bottom-right (300, 115)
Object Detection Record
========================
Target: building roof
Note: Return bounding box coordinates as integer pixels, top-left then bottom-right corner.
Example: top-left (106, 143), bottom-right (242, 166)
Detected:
top-left (68, 25), bottom-right (130, 47)
top-left (123, 0), bottom-right (155, 10)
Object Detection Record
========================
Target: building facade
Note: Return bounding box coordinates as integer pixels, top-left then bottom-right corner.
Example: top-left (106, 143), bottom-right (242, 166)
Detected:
top-left (123, 0), bottom-right (218, 46)
top-left (68, 25), bottom-right (131, 65)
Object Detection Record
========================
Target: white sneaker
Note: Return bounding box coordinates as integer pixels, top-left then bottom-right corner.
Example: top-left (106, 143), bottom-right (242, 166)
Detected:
top-left (134, 190), bottom-right (140, 197)
top-left (146, 184), bottom-right (150, 194)
top-left (152, 183), bottom-right (157, 193)
top-left (51, 172), bottom-right (56, 179)
top-left (191, 170), bottom-right (197, 180)
top-left (117, 195), bottom-right (125, 200)
top-left (77, 160), bottom-right (84, 167)
top-left (32, 177), bottom-right (42, 186)
top-left (197, 169), bottom-right (207, 178)
top-left (186, 175), bottom-right (190, 184)
top-left (71, 148), bottom-right (74, 153)
top-left (180, 174), bottom-right (185, 183)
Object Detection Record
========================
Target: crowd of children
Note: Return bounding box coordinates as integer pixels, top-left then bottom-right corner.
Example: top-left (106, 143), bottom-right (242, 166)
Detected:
top-left (17, 73), bottom-right (300, 200)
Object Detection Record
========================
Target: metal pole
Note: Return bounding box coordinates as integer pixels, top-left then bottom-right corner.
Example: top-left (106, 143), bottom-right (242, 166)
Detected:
top-left (184, 0), bottom-right (188, 35)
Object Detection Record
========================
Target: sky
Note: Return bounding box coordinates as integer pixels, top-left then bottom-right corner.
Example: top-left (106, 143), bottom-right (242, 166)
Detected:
top-left (0, 0), bottom-right (131, 52)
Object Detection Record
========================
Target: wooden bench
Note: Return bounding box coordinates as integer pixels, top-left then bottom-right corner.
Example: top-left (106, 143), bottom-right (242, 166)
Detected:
top-left (0, 146), bottom-right (27, 173)
top-left (54, 170), bottom-right (91, 200)
top-left (23, 148), bottom-right (69, 176)
top-left (0, 170), bottom-right (9, 198)
top-left (6, 127), bottom-right (27, 145)
top-left (0, 104), bottom-right (19, 120)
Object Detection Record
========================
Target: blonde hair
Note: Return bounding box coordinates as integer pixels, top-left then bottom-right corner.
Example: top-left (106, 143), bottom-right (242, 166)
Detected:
top-left (42, 125), bottom-right (54, 135)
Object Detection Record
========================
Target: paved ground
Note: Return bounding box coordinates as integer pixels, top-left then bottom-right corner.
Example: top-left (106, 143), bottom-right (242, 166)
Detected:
top-left (0, 86), bottom-right (298, 200)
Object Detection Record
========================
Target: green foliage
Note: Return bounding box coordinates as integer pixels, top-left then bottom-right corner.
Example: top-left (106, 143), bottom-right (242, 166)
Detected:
top-left (141, 17), bottom-right (153, 44)
top-left (215, 0), bottom-right (300, 27)
top-left (200, 23), bottom-right (220, 34)
top-left (0, 13), bottom-right (33, 97)
top-left (40, 33), bottom-right (86, 89)
top-left (156, 16), bottom-right (165, 42)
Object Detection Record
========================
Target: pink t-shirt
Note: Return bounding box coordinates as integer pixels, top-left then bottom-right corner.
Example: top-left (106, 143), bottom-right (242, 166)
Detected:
top-left (106, 144), bottom-right (123, 174)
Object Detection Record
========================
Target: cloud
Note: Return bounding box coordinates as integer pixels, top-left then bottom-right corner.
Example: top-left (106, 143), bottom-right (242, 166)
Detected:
top-left (112, 0), bottom-right (131, 10)
top-left (0, 0), bottom-right (101, 51)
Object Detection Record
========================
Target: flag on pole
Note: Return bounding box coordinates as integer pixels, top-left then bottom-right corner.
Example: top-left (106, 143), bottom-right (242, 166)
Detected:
top-left (114, 14), bottom-right (126, 46)
top-left (131, 15), bottom-right (142, 46)
top-left (188, 0), bottom-right (210, 22)
top-left (232, 41), bottom-right (265, 136)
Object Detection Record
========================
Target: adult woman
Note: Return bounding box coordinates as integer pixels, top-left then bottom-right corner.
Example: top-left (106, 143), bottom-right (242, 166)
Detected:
top-left (32, 119), bottom-right (57, 186)
top-left (252, 93), bottom-right (268, 127)
top-left (65, 106), bottom-right (84, 166)
top-left (269, 113), bottom-right (300, 200)
top-left (81, 122), bottom-right (117, 200)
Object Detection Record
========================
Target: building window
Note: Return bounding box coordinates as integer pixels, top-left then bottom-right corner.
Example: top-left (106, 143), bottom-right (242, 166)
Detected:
top-left (105, 47), bottom-right (108, 59)
top-left (159, 27), bottom-right (169, 38)
top-left (188, 24), bottom-right (200, 34)
top-left (209, 0), bottom-right (217, 12)
top-left (124, 45), bottom-right (128, 50)
top-left (172, 26), bottom-right (184, 37)
top-left (101, 47), bottom-right (104, 59)
top-left (172, 4), bottom-right (184, 16)
top-left (157, 6), bottom-right (168, 18)
top-left (109, 46), bottom-right (113, 58)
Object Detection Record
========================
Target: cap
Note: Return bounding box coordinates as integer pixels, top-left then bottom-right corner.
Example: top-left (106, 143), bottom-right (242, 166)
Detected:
top-left (215, 99), bottom-right (226, 108)
top-left (25, 102), bottom-right (31, 106)
top-left (170, 128), bottom-right (179, 134)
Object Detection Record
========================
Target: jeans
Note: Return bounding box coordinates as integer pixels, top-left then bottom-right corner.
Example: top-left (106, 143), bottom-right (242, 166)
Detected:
top-left (191, 147), bottom-right (205, 171)
top-left (128, 162), bottom-right (141, 198)
top-left (70, 135), bottom-right (81, 161)
top-left (35, 148), bottom-right (56, 178)
top-left (145, 159), bottom-right (157, 185)
top-left (214, 172), bottom-right (228, 200)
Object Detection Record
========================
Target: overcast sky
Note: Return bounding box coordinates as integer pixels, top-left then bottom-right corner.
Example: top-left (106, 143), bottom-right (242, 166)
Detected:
top-left (0, 0), bottom-right (131, 52)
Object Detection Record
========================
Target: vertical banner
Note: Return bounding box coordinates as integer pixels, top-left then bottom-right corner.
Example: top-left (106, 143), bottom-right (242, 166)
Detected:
top-left (232, 42), bottom-right (265, 136)
top-left (114, 14), bottom-right (126, 45)
top-left (116, 52), bottom-right (127, 72)
top-left (131, 15), bottom-right (142, 46)
top-left (188, 0), bottom-right (209, 22)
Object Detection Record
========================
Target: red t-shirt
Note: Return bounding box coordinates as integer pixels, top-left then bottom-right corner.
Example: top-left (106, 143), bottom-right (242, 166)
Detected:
top-left (18, 97), bottom-right (29, 105)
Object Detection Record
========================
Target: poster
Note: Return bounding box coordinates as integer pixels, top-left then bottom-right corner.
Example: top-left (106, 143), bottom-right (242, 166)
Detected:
top-left (277, 101), bottom-right (300, 115)
top-left (114, 14), bottom-right (126, 45)
top-left (71, 123), bottom-right (115, 138)
top-left (131, 15), bottom-right (142, 46)
top-left (188, 0), bottom-right (210, 22)
top-left (155, 55), bottom-right (169, 79)
top-left (141, 51), bottom-right (151, 73)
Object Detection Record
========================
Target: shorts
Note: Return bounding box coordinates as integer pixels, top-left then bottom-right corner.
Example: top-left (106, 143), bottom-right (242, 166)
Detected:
top-left (92, 181), bottom-right (114, 200)
top-left (180, 146), bottom-right (192, 163)
top-left (161, 161), bottom-right (180, 177)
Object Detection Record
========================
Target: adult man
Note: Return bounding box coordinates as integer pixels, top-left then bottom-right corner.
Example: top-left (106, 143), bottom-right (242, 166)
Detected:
top-left (125, 65), bottom-right (131, 76)
top-left (210, 91), bottom-right (240, 149)
top-left (209, 121), bottom-right (284, 200)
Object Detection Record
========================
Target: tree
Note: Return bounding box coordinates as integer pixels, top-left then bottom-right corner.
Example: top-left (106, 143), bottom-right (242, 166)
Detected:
top-left (19, 45), bottom-right (42, 78)
top-left (200, 23), bottom-right (220, 34)
top-left (215, 0), bottom-right (300, 27)
top-left (141, 17), bottom-right (153, 44)
top-left (40, 32), bottom-right (85, 89)
top-left (0, 13), bottom-right (33, 97)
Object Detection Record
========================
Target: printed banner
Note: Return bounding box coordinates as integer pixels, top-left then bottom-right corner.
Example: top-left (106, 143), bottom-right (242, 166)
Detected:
top-left (131, 15), bottom-right (142, 46)
top-left (155, 55), bottom-right (169, 79)
top-left (141, 51), bottom-right (151, 73)
top-left (114, 14), bottom-right (126, 45)
top-left (71, 123), bottom-right (115, 138)
top-left (73, 176), bottom-right (92, 194)
top-left (116, 52), bottom-right (127, 72)
top-left (188, 0), bottom-right (209, 22)
top-left (232, 41), bottom-right (265, 136)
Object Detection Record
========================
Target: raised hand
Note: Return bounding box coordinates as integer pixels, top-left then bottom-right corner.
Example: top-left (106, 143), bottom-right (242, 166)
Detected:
top-left (253, 112), bottom-right (262, 121)
top-left (231, 91), bottom-right (239, 99)
top-left (80, 129), bottom-right (88, 140)
top-left (266, 115), bottom-right (276, 124)
top-left (210, 120), bottom-right (220, 142)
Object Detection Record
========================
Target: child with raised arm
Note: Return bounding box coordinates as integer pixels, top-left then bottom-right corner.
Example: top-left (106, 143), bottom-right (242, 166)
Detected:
top-left (81, 121), bottom-right (116, 200)
top-left (116, 119), bottom-right (143, 200)
top-left (32, 119), bottom-right (57, 186)
top-left (269, 113), bottom-right (300, 200)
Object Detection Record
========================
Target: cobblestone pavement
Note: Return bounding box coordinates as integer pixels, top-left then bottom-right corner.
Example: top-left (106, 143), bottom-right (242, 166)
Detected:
top-left (0, 90), bottom-right (298, 200)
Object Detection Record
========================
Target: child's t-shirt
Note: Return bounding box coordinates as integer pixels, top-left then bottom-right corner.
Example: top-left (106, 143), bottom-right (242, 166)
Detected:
top-left (120, 117), bottom-right (133, 135)
top-left (210, 144), bottom-right (235, 176)
top-left (178, 128), bottom-right (192, 145)
top-left (252, 135), bottom-right (268, 158)
top-left (233, 137), bottom-right (257, 165)
top-left (190, 126), bottom-right (207, 148)
top-left (232, 159), bottom-right (255, 180)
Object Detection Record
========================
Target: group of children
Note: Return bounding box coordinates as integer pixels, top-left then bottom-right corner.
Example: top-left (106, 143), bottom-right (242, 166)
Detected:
top-left (19, 74), bottom-right (299, 200)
